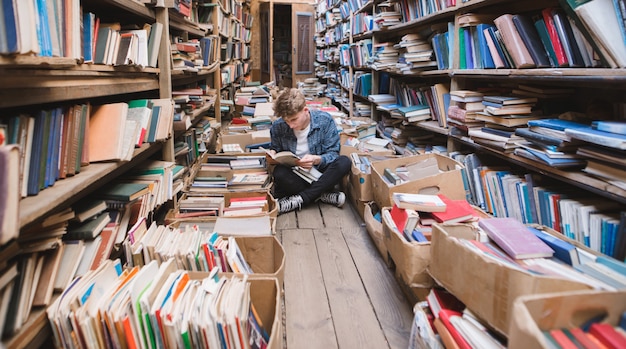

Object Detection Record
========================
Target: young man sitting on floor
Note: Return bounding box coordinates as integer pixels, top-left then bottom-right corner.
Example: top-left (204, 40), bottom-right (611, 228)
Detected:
top-left (267, 88), bottom-right (351, 215)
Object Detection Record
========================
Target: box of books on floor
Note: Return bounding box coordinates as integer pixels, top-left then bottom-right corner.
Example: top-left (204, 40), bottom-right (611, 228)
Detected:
top-left (344, 152), bottom-right (397, 203)
top-left (119, 221), bottom-right (284, 284)
top-left (363, 202), bottom-right (389, 265)
top-left (165, 190), bottom-right (277, 225)
top-left (371, 153), bottom-right (465, 208)
top-left (381, 206), bottom-right (434, 291)
top-left (47, 259), bottom-right (283, 349)
top-left (508, 289), bottom-right (626, 349)
top-left (429, 220), bottom-right (603, 337)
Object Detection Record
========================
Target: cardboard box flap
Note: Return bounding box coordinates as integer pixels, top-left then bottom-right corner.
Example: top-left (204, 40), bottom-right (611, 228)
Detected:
top-left (508, 290), bottom-right (626, 349)
top-left (430, 224), bottom-right (593, 336)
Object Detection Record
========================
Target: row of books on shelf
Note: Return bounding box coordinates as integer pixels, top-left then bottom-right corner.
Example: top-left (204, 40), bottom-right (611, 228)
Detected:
top-left (1, 2), bottom-right (162, 65)
top-left (0, 99), bottom-right (174, 198)
top-left (449, 151), bottom-right (626, 260)
top-left (340, 2), bottom-right (625, 73)
top-left (0, 162), bottom-right (181, 337)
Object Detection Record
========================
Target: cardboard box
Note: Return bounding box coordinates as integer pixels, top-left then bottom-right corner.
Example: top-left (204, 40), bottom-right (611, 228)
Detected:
top-left (429, 223), bottom-right (593, 336)
top-left (165, 191), bottom-right (277, 225)
top-left (363, 202), bottom-right (388, 265)
top-left (231, 236), bottom-right (285, 287)
top-left (508, 290), bottom-right (626, 349)
top-left (381, 207), bottom-right (433, 289)
top-left (339, 132), bottom-right (396, 157)
top-left (172, 214), bottom-right (276, 236)
top-left (346, 181), bottom-right (367, 220)
top-left (218, 129), bottom-right (271, 153)
top-left (188, 274), bottom-right (283, 349)
top-left (371, 153), bottom-right (465, 208)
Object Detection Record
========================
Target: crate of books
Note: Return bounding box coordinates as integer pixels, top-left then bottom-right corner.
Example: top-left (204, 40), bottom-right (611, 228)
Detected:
top-left (344, 152), bottom-right (397, 203)
top-left (123, 222), bottom-right (284, 285)
top-left (429, 219), bottom-right (600, 337)
top-left (381, 206), bottom-right (434, 291)
top-left (48, 260), bottom-right (283, 349)
top-left (363, 202), bottom-right (388, 264)
top-left (371, 153), bottom-right (465, 208)
top-left (186, 155), bottom-right (272, 194)
top-left (165, 190), bottom-right (277, 225)
top-left (339, 132), bottom-right (396, 157)
top-left (508, 290), bottom-right (626, 349)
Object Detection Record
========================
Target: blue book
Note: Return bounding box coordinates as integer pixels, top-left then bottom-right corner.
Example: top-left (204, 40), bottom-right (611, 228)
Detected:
top-left (1, 0), bottom-right (18, 53)
top-left (529, 227), bottom-right (579, 266)
top-left (591, 120), bottom-right (626, 135)
top-left (527, 118), bottom-right (589, 131)
top-left (82, 12), bottom-right (95, 62)
top-left (613, 0), bottom-right (626, 47)
top-left (476, 23), bottom-right (496, 68)
top-left (35, 0), bottom-right (52, 56)
top-left (147, 105), bottom-right (161, 142)
top-left (411, 229), bottom-right (429, 242)
top-left (596, 255), bottom-right (626, 277)
top-left (485, 26), bottom-right (511, 68)
top-left (514, 147), bottom-right (587, 168)
top-left (564, 126), bottom-right (626, 150)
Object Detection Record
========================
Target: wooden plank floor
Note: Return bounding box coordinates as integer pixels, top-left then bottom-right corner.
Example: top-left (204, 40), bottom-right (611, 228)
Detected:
top-left (274, 201), bottom-right (414, 349)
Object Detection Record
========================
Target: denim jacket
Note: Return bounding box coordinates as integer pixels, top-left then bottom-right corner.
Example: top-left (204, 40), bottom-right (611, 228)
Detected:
top-left (269, 109), bottom-right (340, 171)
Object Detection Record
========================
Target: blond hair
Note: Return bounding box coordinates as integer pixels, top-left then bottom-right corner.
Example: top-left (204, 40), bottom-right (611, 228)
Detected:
top-left (274, 88), bottom-right (306, 118)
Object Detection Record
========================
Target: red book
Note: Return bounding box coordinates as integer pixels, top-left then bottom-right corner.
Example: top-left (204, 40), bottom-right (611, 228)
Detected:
top-left (438, 309), bottom-right (472, 349)
top-left (542, 8), bottom-right (568, 66)
top-left (549, 329), bottom-right (579, 349)
top-left (589, 323), bottom-right (626, 349)
top-left (569, 328), bottom-right (603, 349)
top-left (431, 195), bottom-right (475, 224)
top-left (390, 204), bottom-right (409, 233)
top-left (426, 288), bottom-right (465, 318)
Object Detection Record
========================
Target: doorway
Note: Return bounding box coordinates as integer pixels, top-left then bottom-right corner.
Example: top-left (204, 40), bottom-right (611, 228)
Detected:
top-left (273, 4), bottom-right (292, 87)
top-left (260, 1), bottom-right (315, 87)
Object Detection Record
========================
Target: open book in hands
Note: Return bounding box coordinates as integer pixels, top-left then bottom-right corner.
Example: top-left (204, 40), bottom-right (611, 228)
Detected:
top-left (261, 148), bottom-right (301, 166)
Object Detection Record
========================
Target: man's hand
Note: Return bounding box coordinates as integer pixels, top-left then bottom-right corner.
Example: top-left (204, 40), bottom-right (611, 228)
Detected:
top-left (297, 154), bottom-right (320, 169)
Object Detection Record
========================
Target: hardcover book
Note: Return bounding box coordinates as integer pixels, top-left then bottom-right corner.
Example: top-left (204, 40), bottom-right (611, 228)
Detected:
top-left (493, 14), bottom-right (536, 68)
top-left (392, 192), bottom-right (447, 212)
top-left (478, 217), bottom-right (554, 259)
top-left (512, 14), bottom-right (552, 67)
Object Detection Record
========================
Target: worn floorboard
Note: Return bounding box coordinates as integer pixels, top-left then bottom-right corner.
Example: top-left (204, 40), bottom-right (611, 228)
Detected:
top-left (278, 201), bottom-right (414, 349)
top-left (282, 227), bottom-right (338, 349)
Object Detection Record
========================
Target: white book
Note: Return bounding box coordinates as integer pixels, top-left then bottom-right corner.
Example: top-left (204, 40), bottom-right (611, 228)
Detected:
top-left (575, 0), bottom-right (626, 67)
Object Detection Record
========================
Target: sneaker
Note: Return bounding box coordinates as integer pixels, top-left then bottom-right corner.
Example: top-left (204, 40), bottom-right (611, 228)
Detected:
top-left (318, 191), bottom-right (345, 208)
top-left (278, 195), bottom-right (304, 214)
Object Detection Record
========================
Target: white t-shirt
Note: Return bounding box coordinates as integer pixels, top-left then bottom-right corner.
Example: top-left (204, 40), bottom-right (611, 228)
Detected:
top-left (294, 124), bottom-right (310, 158)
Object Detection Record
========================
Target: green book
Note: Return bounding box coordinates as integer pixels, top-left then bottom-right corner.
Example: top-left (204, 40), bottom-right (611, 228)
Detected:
top-left (66, 212), bottom-right (111, 240)
top-left (458, 27), bottom-right (466, 69)
top-left (534, 17), bottom-right (558, 67)
top-left (97, 182), bottom-right (150, 202)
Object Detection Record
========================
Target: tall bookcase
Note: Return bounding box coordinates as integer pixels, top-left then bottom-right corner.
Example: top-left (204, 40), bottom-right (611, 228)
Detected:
top-left (315, 0), bottom-right (626, 249)
top-left (0, 0), bottom-right (214, 347)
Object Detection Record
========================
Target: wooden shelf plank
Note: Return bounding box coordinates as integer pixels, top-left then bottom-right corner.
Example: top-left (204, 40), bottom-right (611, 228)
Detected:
top-left (19, 143), bottom-right (164, 229)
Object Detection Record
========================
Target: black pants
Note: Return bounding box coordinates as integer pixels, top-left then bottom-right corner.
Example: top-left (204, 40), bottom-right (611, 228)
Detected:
top-left (272, 155), bottom-right (351, 205)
